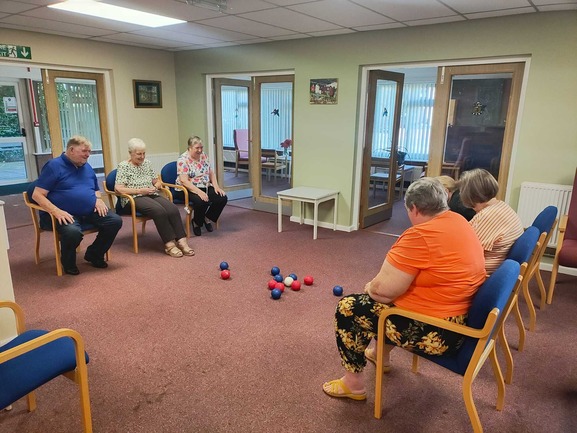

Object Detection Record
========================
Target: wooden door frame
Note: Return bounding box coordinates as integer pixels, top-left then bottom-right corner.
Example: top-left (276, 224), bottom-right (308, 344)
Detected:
top-left (359, 69), bottom-right (404, 228)
top-left (427, 62), bottom-right (525, 198)
top-left (42, 69), bottom-right (111, 173)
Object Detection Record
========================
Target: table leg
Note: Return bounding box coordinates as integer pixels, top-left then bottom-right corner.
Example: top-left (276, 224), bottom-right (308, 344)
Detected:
top-left (299, 201), bottom-right (304, 225)
top-left (278, 197), bottom-right (283, 233)
top-left (313, 201), bottom-right (319, 240)
top-left (333, 195), bottom-right (338, 231)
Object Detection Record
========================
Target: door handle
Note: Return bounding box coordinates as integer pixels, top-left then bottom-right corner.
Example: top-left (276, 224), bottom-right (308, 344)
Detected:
top-left (21, 127), bottom-right (26, 137)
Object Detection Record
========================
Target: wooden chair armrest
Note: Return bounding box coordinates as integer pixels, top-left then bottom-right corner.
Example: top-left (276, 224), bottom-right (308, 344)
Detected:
top-left (0, 328), bottom-right (86, 366)
top-left (378, 306), bottom-right (499, 340)
top-left (160, 182), bottom-right (189, 206)
top-left (559, 214), bottom-right (567, 233)
top-left (0, 301), bottom-right (26, 334)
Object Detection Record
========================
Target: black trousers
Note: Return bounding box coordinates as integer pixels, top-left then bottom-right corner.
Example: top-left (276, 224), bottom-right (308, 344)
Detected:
top-left (126, 195), bottom-right (187, 244)
top-left (173, 186), bottom-right (227, 227)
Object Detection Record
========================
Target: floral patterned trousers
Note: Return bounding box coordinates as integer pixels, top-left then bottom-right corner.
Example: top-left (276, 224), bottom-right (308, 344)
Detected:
top-left (335, 294), bottom-right (467, 373)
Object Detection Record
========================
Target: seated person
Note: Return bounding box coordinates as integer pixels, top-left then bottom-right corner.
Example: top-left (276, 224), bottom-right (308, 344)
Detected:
top-left (32, 135), bottom-right (122, 275)
top-left (175, 136), bottom-right (227, 236)
top-left (115, 138), bottom-right (194, 257)
top-left (322, 177), bottom-right (486, 401)
top-left (436, 175), bottom-right (476, 221)
top-left (459, 168), bottom-right (524, 274)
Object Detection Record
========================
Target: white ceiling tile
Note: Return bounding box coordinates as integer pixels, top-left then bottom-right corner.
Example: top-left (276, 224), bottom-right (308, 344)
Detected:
top-left (0, 0), bottom-right (40, 14)
top-left (240, 7), bottom-right (342, 32)
top-left (0, 14), bottom-right (117, 36)
top-left (538, 4), bottom-right (577, 11)
top-left (441, 0), bottom-right (533, 14)
top-left (464, 8), bottom-right (536, 20)
top-left (289, 0), bottom-right (395, 27)
top-left (199, 15), bottom-right (296, 37)
top-left (131, 28), bottom-right (222, 45)
top-left (352, 0), bottom-right (457, 21)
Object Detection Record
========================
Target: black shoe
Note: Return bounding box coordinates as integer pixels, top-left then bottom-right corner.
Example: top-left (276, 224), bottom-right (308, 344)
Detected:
top-left (192, 225), bottom-right (202, 236)
top-left (84, 253), bottom-right (108, 268)
top-left (205, 222), bottom-right (214, 232)
top-left (64, 266), bottom-right (80, 276)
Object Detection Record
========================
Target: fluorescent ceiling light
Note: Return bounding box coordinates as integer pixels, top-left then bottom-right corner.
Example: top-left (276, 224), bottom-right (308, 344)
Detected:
top-left (48, 0), bottom-right (185, 28)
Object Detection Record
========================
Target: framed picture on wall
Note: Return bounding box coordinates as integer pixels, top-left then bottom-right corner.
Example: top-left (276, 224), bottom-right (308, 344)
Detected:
top-left (133, 80), bottom-right (162, 108)
top-left (310, 78), bottom-right (338, 105)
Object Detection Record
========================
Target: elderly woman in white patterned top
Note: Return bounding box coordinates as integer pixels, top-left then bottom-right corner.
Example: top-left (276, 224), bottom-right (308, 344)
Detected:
top-left (114, 138), bottom-right (194, 257)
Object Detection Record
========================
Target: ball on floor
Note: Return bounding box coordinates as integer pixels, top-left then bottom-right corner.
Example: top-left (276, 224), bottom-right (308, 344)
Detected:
top-left (219, 261), bottom-right (229, 270)
top-left (271, 288), bottom-right (282, 300)
top-left (333, 285), bottom-right (343, 296)
top-left (271, 266), bottom-right (280, 276)
top-left (220, 270), bottom-right (231, 280)
top-left (304, 275), bottom-right (314, 286)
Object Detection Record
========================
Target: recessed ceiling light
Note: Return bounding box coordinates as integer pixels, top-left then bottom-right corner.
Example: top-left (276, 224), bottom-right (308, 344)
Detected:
top-left (48, 0), bottom-right (186, 28)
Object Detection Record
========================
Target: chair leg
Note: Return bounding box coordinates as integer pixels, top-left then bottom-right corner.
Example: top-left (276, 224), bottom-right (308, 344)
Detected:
top-left (374, 338), bottom-right (385, 419)
top-left (26, 391), bottom-right (37, 412)
top-left (53, 231), bottom-right (63, 277)
top-left (513, 297), bottom-right (526, 351)
top-left (547, 258), bottom-right (560, 305)
top-left (497, 326), bottom-right (514, 385)
top-left (462, 373), bottom-right (483, 433)
top-left (131, 218), bottom-right (139, 254)
top-left (34, 229), bottom-right (41, 265)
top-left (535, 268), bottom-right (547, 310)
top-left (522, 276), bottom-right (537, 332)
top-left (489, 347), bottom-right (505, 410)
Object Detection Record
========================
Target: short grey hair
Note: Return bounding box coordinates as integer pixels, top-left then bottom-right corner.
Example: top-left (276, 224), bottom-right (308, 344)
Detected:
top-left (404, 177), bottom-right (449, 216)
top-left (128, 138), bottom-right (146, 153)
top-left (67, 135), bottom-right (92, 150)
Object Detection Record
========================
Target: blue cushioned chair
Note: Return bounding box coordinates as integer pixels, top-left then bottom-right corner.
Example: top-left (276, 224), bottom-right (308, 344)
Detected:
top-left (159, 161), bottom-right (192, 238)
top-left (103, 169), bottom-right (170, 253)
top-left (0, 301), bottom-right (92, 432)
top-left (521, 206), bottom-right (558, 325)
top-left (498, 226), bottom-right (540, 383)
top-left (374, 259), bottom-right (522, 433)
top-left (23, 181), bottom-right (105, 276)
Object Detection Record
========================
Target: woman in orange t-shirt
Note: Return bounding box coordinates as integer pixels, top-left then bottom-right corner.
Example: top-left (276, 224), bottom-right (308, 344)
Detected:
top-left (323, 177), bottom-right (486, 401)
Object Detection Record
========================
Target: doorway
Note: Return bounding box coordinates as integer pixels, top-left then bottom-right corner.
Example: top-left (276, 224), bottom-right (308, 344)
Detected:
top-left (357, 60), bottom-right (526, 231)
top-left (211, 73), bottom-right (294, 212)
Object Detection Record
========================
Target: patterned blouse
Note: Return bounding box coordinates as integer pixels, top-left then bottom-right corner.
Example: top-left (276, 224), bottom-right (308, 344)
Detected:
top-left (176, 151), bottom-right (210, 188)
top-left (115, 159), bottom-right (158, 208)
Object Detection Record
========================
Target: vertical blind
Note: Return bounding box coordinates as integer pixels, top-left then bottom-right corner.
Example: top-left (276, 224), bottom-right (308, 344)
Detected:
top-left (221, 82), bottom-right (292, 151)
top-left (373, 82), bottom-right (435, 161)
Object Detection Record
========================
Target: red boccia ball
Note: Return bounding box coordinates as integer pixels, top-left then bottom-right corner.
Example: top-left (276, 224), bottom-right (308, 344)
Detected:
top-left (303, 275), bottom-right (314, 286)
top-left (220, 270), bottom-right (231, 280)
top-left (274, 282), bottom-right (285, 292)
top-left (291, 280), bottom-right (302, 291)
top-left (268, 280), bottom-right (277, 290)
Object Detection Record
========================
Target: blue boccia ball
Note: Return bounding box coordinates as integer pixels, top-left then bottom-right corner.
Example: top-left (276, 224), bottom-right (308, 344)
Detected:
top-left (219, 261), bottom-right (229, 270)
top-left (333, 285), bottom-right (344, 296)
top-left (273, 274), bottom-right (284, 283)
top-left (271, 288), bottom-right (282, 300)
top-left (289, 273), bottom-right (298, 280)
top-left (271, 266), bottom-right (281, 276)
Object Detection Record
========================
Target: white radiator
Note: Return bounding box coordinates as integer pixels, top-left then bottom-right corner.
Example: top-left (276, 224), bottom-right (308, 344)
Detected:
top-left (147, 152), bottom-right (180, 175)
top-left (517, 182), bottom-right (573, 247)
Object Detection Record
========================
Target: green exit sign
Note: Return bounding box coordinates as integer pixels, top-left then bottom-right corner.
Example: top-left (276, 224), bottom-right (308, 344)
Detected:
top-left (0, 44), bottom-right (32, 59)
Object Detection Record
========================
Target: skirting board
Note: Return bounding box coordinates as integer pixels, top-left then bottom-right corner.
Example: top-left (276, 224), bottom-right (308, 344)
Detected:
top-left (288, 216), bottom-right (354, 233)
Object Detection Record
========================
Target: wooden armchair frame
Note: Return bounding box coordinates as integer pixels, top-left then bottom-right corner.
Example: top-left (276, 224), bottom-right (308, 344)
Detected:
top-left (0, 301), bottom-right (92, 432)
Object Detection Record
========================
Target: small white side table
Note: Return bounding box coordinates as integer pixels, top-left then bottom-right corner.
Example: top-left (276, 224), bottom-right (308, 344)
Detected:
top-left (277, 187), bottom-right (339, 239)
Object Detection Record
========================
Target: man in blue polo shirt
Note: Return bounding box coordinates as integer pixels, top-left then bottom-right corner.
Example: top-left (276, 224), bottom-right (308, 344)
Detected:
top-left (32, 135), bottom-right (122, 275)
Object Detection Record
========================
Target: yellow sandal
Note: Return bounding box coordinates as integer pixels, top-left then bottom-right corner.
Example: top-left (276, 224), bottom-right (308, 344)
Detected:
top-left (164, 244), bottom-right (183, 258)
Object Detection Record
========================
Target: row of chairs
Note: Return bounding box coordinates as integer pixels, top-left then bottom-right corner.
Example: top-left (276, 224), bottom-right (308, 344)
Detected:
top-left (0, 207), bottom-right (570, 432)
top-left (373, 205), bottom-right (559, 433)
top-left (22, 161), bottom-right (190, 276)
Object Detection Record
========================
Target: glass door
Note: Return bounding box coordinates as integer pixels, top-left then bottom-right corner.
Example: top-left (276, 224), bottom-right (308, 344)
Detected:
top-left (428, 63), bottom-right (524, 196)
top-left (252, 76), bottom-right (293, 205)
top-left (360, 70), bottom-right (404, 228)
top-left (42, 70), bottom-right (111, 173)
top-left (213, 78), bottom-right (251, 194)
top-left (0, 81), bottom-right (31, 185)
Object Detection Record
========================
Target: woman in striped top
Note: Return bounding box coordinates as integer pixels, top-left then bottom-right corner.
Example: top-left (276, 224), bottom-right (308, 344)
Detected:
top-left (459, 168), bottom-right (524, 274)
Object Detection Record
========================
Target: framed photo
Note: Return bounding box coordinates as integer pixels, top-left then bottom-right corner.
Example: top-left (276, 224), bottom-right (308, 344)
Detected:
top-left (310, 78), bottom-right (338, 105)
top-left (133, 80), bottom-right (162, 108)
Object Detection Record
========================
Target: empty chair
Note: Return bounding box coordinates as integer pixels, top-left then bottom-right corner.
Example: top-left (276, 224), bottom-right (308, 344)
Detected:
top-left (520, 206), bottom-right (557, 330)
top-left (233, 129), bottom-right (250, 177)
top-left (374, 259), bottom-right (521, 433)
top-left (0, 301), bottom-right (92, 432)
top-left (548, 169), bottom-right (577, 304)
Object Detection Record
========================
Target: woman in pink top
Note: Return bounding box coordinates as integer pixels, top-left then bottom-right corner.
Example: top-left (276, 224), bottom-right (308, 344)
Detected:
top-left (323, 178), bottom-right (486, 401)
top-left (459, 168), bottom-right (524, 274)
